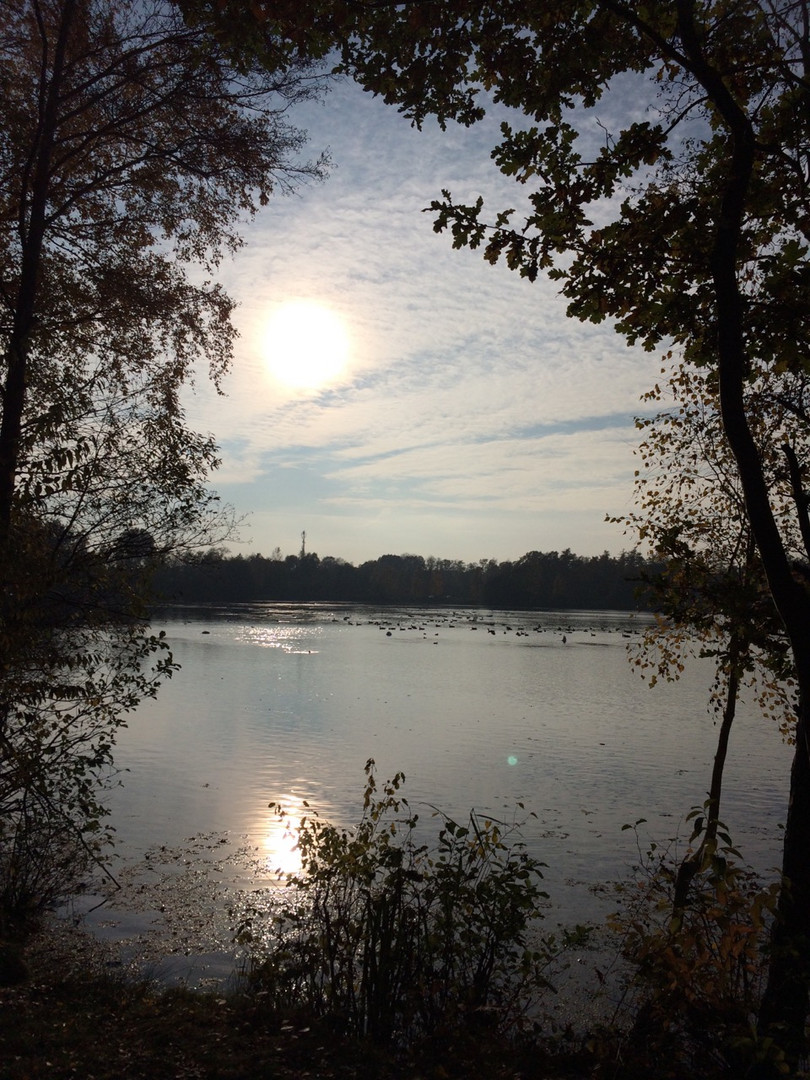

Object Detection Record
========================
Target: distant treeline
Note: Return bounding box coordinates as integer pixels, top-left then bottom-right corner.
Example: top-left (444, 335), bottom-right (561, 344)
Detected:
top-left (152, 547), bottom-right (656, 610)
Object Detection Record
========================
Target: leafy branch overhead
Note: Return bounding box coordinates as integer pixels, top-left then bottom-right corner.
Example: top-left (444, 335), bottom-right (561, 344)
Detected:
top-left (194, 2), bottom-right (810, 365)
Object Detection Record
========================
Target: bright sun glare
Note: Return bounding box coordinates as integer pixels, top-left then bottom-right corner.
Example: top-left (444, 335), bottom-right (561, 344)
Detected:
top-left (263, 300), bottom-right (350, 391)
top-left (264, 796), bottom-right (306, 877)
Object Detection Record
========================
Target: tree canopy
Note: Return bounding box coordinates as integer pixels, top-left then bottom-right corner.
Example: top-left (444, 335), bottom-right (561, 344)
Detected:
top-left (0, 0), bottom-right (328, 547)
top-left (153, 545), bottom-right (650, 609)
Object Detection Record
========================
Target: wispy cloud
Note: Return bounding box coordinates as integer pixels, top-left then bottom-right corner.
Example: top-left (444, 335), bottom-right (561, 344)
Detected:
top-left (185, 78), bottom-right (656, 563)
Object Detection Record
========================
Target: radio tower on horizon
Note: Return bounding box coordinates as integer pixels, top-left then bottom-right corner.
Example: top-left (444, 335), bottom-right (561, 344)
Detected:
top-left (300, 530), bottom-right (306, 558)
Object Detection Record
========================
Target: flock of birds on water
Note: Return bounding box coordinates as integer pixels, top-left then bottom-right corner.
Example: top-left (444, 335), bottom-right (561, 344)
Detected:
top-left (195, 608), bottom-right (642, 649)
top-left (328, 609), bottom-right (638, 645)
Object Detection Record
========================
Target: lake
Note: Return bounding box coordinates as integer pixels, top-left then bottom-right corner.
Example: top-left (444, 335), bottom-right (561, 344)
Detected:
top-left (77, 603), bottom-right (794, 988)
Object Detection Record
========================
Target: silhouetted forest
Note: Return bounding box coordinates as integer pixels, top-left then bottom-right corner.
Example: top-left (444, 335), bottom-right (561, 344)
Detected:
top-left (152, 547), bottom-right (655, 610)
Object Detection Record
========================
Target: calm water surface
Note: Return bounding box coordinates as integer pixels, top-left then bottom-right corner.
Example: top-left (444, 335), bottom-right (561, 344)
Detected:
top-left (85, 603), bottom-right (793, 983)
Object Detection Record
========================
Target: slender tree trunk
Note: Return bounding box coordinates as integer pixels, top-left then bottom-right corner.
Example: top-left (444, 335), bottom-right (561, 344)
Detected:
top-left (758, 686), bottom-right (810, 1061)
top-left (713, 169), bottom-right (810, 1069)
top-left (672, 637), bottom-right (742, 915)
top-left (671, 4), bottom-right (810, 1063)
top-left (710, 103), bottom-right (810, 1079)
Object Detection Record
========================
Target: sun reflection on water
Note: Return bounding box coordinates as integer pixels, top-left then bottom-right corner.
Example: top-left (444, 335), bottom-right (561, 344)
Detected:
top-left (262, 795), bottom-right (308, 877)
top-left (235, 624), bottom-right (321, 655)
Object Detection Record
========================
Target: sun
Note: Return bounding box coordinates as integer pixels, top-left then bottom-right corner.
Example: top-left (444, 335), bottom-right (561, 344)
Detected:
top-left (263, 300), bottom-right (350, 391)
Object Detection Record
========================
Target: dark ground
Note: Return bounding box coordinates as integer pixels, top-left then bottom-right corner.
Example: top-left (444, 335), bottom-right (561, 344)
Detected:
top-left (0, 924), bottom-right (597, 1080)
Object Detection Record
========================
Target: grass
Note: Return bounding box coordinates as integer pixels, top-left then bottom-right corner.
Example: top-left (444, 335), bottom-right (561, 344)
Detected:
top-left (0, 979), bottom-right (594, 1080)
top-left (0, 922), bottom-right (595, 1080)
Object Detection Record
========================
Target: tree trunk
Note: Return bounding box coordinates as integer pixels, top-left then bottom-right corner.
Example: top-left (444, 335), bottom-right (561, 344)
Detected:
top-left (672, 638), bottom-right (742, 915)
top-left (670, 4), bottom-right (810, 1062)
top-left (0, 0), bottom-right (75, 551)
top-left (710, 100), bottom-right (810, 1078)
top-left (757, 686), bottom-right (810, 1065)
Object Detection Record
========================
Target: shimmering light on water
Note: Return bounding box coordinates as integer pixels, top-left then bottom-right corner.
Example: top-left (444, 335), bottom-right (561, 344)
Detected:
top-left (95, 602), bottom-right (793, 974)
top-left (262, 795), bottom-right (306, 877)
top-left (235, 622), bottom-right (322, 654)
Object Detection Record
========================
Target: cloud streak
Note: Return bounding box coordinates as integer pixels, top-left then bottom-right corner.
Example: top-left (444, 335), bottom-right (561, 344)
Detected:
top-left (185, 78), bottom-right (658, 564)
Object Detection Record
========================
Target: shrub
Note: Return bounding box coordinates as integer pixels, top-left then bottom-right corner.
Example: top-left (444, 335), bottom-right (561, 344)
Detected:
top-left (240, 760), bottom-right (554, 1044)
top-left (608, 821), bottom-right (783, 1078)
top-left (0, 622), bottom-right (174, 934)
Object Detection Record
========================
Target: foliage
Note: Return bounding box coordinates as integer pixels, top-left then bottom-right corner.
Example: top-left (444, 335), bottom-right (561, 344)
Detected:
top-left (239, 760), bottom-right (554, 1045)
top-left (201, 0), bottom-right (810, 372)
top-left (615, 359), bottom-right (801, 731)
top-left (0, 0), bottom-right (328, 544)
top-left (610, 360), bottom-right (802, 914)
top-left (0, 623), bottom-right (175, 934)
top-left (609, 821), bottom-right (784, 1078)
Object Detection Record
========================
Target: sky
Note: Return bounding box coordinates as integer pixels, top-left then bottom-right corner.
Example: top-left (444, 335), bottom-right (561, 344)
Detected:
top-left (184, 75), bottom-right (662, 567)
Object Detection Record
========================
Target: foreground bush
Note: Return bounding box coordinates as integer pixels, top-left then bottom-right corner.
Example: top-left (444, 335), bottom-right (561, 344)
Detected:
top-left (239, 760), bottom-right (555, 1044)
top-left (607, 822), bottom-right (785, 1078)
top-left (0, 615), bottom-right (175, 935)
